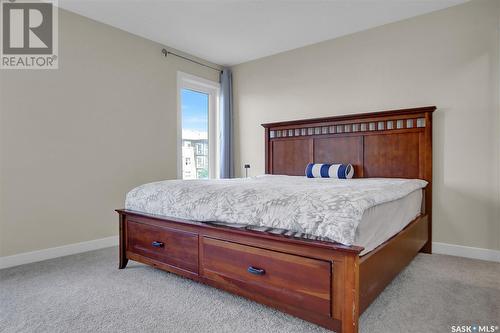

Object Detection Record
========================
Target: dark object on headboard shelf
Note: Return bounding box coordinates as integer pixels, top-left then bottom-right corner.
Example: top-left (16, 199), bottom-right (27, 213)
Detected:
top-left (117, 106), bottom-right (434, 333)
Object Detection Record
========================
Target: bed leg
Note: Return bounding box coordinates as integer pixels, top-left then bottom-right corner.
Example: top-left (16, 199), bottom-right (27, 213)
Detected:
top-left (421, 241), bottom-right (432, 254)
top-left (119, 253), bottom-right (128, 269)
top-left (118, 213), bottom-right (128, 269)
top-left (420, 214), bottom-right (432, 254)
top-left (341, 254), bottom-right (359, 333)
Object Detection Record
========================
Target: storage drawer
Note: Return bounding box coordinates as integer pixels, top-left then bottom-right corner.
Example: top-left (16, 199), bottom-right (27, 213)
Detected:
top-left (201, 237), bottom-right (331, 316)
top-left (127, 220), bottom-right (198, 274)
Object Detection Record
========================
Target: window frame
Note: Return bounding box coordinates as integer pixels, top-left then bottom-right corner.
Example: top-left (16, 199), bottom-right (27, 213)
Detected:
top-left (177, 71), bottom-right (220, 179)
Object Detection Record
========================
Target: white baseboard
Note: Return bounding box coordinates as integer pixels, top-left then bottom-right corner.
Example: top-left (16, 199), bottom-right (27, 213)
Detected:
top-left (432, 242), bottom-right (500, 263)
top-left (1, 238), bottom-right (498, 269)
top-left (0, 236), bottom-right (119, 269)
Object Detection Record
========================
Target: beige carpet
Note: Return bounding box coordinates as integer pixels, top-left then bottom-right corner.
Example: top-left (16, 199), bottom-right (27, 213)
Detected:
top-left (1, 247), bottom-right (499, 333)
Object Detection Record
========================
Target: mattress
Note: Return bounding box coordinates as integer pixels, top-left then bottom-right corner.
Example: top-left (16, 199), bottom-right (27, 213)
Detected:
top-left (125, 175), bottom-right (427, 247)
top-left (206, 189), bottom-right (422, 255)
top-left (355, 189), bottom-right (422, 255)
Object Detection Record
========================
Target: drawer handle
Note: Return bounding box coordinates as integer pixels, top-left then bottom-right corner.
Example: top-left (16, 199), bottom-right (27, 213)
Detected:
top-left (247, 266), bottom-right (265, 275)
top-left (151, 241), bottom-right (164, 248)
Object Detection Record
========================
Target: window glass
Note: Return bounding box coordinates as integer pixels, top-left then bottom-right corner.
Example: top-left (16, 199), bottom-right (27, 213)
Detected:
top-left (181, 89), bottom-right (209, 180)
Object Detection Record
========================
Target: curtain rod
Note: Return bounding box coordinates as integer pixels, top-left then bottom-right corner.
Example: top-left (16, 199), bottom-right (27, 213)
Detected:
top-left (161, 48), bottom-right (221, 72)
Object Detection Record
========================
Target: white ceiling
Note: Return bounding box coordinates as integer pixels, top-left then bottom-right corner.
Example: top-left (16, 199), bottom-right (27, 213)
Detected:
top-left (59, 0), bottom-right (467, 66)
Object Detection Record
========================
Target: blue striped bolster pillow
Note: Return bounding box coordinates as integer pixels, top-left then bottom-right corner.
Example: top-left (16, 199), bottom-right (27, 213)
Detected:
top-left (305, 163), bottom-right (354, 179)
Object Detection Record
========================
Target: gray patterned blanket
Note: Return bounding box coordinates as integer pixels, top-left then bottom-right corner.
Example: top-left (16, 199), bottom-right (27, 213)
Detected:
top-left (125, 175), bottom-right (427, 246)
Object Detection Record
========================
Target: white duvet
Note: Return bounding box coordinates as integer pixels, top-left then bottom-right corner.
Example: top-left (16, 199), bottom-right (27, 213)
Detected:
top-left (125, 175), bottom-right (427, 246)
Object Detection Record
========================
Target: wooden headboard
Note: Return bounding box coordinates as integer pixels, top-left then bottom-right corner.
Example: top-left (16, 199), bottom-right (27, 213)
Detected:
top-left (262, 106), bottom-right (435, 252)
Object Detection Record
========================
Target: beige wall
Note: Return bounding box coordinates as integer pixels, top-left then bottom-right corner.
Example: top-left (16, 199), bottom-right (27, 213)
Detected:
top-left (233, 0), bottom-right (500, 251)
top-left (1, 1), bottom-right (498, 257)
top-left (0, 9), bottom-right (220, 257)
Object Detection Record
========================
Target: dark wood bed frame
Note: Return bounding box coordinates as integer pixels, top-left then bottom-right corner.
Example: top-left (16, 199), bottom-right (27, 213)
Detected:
top-left (116, 106), bottom-right (435, 333)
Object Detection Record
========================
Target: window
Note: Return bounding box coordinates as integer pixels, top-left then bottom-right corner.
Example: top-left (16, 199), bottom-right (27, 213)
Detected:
top-left (196, 156), bottom-right (203, 168)
top-left (178, 72), bottom-right (219, 180)
top-left (196, 143), bottom-right (204, 155)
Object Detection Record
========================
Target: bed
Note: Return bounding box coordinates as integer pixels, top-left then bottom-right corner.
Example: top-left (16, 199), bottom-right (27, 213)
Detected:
top-left (116, 106), bottom-right (435, 333)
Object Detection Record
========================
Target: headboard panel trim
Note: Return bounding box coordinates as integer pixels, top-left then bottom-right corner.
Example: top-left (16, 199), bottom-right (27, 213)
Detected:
top-left (261, 106), bottom-right (433, 129)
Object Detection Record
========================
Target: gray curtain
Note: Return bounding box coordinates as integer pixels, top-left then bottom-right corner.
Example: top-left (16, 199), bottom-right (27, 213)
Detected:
top-left (219, 68), bottom-right (234, 178)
